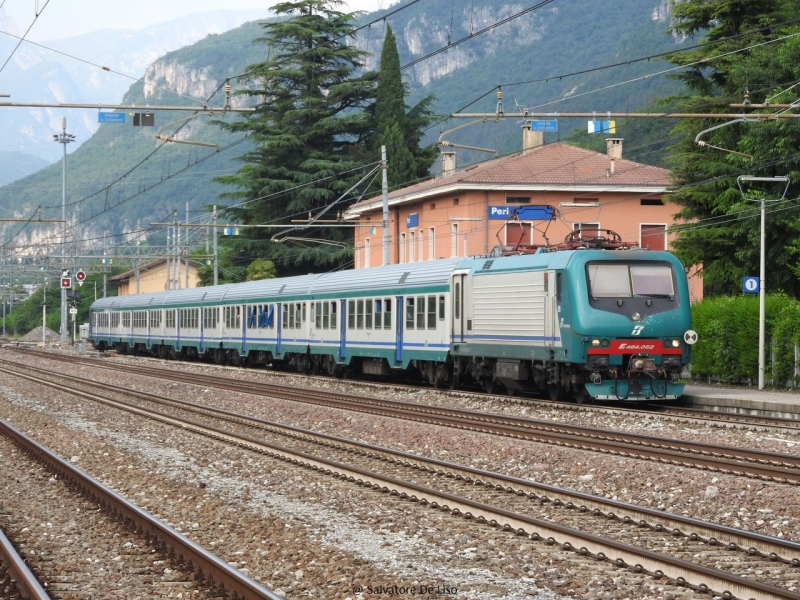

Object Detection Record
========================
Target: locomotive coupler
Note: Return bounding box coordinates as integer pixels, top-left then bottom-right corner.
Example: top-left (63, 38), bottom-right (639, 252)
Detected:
top-left (628, 353), bottom-right (656, 373)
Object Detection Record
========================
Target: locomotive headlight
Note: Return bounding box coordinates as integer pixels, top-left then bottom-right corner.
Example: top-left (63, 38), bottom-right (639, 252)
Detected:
top-left (633, 359), bottom-right (645, 370)
top-left (592, 338), bottom-right (601, 347)
top-left (631, 312), bottom-right (642, 322)
top-left (670, 339), bottom-right (680, 348)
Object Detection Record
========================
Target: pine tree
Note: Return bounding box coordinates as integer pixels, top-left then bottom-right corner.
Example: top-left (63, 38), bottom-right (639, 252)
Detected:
top-left (665, 0), bottom-right (800, 296)
top-left (214, 0), bottom-right (377, 277)
top-left (371, 25), bottom-right (438, 190)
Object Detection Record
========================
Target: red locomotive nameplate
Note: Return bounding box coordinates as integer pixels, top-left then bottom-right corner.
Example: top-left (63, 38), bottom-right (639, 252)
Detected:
top-left (588, 340), bottom-right (683, 354)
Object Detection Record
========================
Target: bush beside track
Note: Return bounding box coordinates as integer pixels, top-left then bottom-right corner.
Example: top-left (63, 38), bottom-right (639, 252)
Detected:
top-left (690, 294), bottom-right (800, 387)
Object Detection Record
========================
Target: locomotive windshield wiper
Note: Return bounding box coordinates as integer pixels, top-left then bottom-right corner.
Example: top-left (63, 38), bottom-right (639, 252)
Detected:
top-left (636, 293), bottom-right (674, 300)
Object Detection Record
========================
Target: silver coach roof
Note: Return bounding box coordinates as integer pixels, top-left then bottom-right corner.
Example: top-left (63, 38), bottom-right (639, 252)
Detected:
top-left (91, 259), bottom-right (463, 310)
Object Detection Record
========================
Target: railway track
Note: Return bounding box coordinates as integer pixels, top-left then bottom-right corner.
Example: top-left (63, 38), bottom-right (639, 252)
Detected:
top-left (10, 352), bottom-right (800, 485)
top-left (0, 418), bottom-right (281, 600)
top-left (0, 527), bottom-right (50, 600)
top-left (16, 347), bottom-right (800, 435)
top-left (2, 358), bottom-right (799, 599)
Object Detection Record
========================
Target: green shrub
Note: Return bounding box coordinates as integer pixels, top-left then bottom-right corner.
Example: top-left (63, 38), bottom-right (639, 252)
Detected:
top-left (690, 294), bottom-right (800, 386)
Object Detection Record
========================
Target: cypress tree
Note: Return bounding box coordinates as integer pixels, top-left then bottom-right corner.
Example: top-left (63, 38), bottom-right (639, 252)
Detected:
top-left (371, 25), bottom-right (438, 190)
top-left (214, 0), bottom-right (377, 277)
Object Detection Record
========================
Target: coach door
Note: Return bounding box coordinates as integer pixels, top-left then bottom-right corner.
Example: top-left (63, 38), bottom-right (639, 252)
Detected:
top-left (395, 296), bottom-right (403, 363)
top-left (241, 304), bottom-right (247, 355)
top-left (339, 299), bottom-right (347, 360)
top-left (451, 271), bottom-right (468, 344)
top-left (276, 303), bottom-right (282, 357)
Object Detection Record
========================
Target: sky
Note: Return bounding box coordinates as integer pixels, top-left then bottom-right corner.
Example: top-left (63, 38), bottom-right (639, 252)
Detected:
top-left (4, 0), bottom-right (392, 41)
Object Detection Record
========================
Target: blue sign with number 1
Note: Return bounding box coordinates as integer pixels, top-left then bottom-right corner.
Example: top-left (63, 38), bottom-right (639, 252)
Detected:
top-left (743, 276), bottom-right (759, 293)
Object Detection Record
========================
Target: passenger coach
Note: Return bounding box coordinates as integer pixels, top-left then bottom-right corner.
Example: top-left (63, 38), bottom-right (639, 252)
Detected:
top-left (90, 247), bottom-right (695, 403)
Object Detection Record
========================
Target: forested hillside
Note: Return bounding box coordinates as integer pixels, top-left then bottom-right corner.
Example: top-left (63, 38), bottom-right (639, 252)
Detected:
top-left (0, 0), bottom-right (687, 251)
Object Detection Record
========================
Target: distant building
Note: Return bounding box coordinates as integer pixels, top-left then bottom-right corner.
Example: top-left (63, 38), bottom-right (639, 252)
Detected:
top-left (109, 258), bottom-right (202, 296)
top-left (344, 132), bottom-right (702, 302)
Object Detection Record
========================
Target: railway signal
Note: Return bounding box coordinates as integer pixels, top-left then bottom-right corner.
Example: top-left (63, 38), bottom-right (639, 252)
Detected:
top-left (60, 276), bottom-right (72, 289)
top-left (75, 270), bottom-right (86, 286)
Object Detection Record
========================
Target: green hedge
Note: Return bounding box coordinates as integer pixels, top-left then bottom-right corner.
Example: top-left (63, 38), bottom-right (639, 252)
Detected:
top-left (690, 294), bottom-right (800, 386)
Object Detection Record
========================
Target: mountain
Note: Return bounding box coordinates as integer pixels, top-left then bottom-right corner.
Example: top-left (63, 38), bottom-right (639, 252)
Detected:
top-left (0, 6), bottom-right (272, 176)
top-left (0, 0), bottom-right (689, 257)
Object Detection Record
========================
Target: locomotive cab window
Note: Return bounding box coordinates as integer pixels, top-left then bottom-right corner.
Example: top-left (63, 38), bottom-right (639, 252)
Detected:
top-left (631, 265), bottom-right (674, 297)
top-left (587, 262), bottom-right (675, 299)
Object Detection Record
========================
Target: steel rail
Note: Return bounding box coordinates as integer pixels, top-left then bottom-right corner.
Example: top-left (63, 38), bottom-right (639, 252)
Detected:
top-left (1, 366), bottom-right (796, 600)
top-left (9, 352), bottom-right (800, 482)
top-left (0, 419), bottom-right (282, 600)
top-left (0, 528), bottom-right (51, 600)
top-left (50, 356), bottom-right (800, 481)
top-left (21, 362), bottom-right (800, 563)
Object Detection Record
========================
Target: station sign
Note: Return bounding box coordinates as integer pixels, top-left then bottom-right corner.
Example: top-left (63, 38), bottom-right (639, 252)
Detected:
top-left (488, 206), bottom-right (555, 220)
top-left (529, 120), bottom-right (558, 132)
top-left (742, 276), bottom-right (759, 293)
top-left (98, 112), bottom-right (125, 124)
top-left (406, 213), bottom-right (419, 228)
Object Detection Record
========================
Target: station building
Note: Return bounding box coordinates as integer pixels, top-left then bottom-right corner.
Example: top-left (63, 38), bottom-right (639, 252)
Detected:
top-left (109, 258), bottom-right (202, 296)
top-left (344, 132), bottom-right (702, 301)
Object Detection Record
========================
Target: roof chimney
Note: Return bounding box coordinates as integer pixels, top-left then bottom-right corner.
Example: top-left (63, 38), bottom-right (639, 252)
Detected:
top-left (522, 123), bottom-right (544, 153)
top-left (441, 151), bottom-right (456, 177)
top-left (606, 138), bottom-right (623, 159)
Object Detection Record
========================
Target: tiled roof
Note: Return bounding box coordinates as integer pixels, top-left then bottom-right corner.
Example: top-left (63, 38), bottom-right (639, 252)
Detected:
top-left (345, 142), bottom-right (670, 217)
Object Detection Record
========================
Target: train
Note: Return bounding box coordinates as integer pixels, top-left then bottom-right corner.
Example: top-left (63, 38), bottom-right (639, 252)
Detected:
top-left (88, 231), bottom-right (695, 402)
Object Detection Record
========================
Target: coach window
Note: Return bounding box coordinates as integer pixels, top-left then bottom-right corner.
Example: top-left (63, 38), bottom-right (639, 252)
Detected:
top-left (406, 298), bottom-right (415, 329)
top-left (322, 302), bottom-right (329, 329)
top-left (454, 283), bottom-right (461, 319)
top-left (295, 303), bottom-right (302, 328)
top-left (366, 299), bottom-right (373, 329)
top-left (348, 300), bottom-right (355, 329)
top-left (313, 302), bottom-right (321, 328)
top-left (330, 302), bottom-right (337, 329)
top-left (302, 302), bottom-right (307, 324)
top-left (357, 299), bottom-right (364, 329)
top-left (384, 298), bottom-right (392, 329)
top-left (438, 295), bottom-right (445, 321)
top-left (427, 296), bottom-right (437, 329)
top-left (374, 300), bottom-right (382, 330)
top-left (123, 312), bottom-right (131, 328)
top-left (416, 296), bottom-right (425, 329)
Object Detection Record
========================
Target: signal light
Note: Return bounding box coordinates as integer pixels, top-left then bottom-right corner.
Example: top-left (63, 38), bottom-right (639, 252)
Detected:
top-left (75, 270), bottom-right (86, 285)
top-left (60, 277), bottom-right (72, 289)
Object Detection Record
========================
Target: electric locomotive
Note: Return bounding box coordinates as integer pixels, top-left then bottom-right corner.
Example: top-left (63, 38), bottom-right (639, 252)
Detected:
top-left (89, 232), bottom-right (695, 402)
